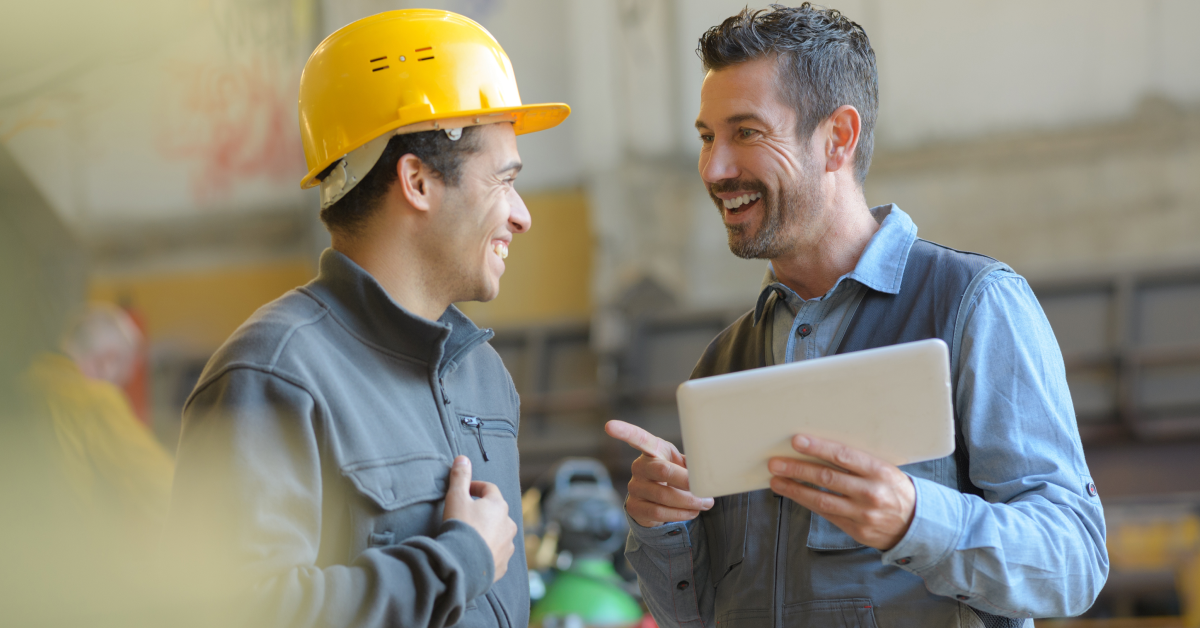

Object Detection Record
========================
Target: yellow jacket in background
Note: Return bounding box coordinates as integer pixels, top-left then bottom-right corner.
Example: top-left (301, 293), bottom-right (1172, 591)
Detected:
top-left (23, 352), bottom-right (174, 542)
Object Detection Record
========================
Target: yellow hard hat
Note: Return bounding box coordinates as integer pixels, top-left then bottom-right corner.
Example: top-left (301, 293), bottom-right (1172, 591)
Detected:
top-left (298, 9), bottom-right (570, 207)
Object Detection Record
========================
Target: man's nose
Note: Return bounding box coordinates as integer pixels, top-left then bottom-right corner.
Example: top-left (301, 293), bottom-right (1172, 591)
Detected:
top-left (700, 139), bottom-right (739, 183)
top-left (508, 188), bottom-right (531, 234)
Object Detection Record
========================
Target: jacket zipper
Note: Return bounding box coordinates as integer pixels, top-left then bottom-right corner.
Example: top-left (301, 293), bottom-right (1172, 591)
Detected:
top-left (433, 327), bottom-right (492, 461)
top-left (460, 416), bottom-right (517, 462)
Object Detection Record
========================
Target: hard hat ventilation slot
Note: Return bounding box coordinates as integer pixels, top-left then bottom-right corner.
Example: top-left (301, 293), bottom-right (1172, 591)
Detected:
top-left (369, 56), bottom-right (386, 62)
top-left (418, 56), bottom-right (434, 61)
top-left (415, 47), bottom-right (432, 52)
top-left (372, 66), bottom-right (390, 72)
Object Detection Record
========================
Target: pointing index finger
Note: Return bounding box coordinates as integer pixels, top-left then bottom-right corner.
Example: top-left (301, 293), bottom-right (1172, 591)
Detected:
top-left (605, 420), bottom-right (678, 461)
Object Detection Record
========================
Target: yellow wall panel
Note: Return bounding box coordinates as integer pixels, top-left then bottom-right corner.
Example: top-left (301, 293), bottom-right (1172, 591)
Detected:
top-left (457, 189), bottom-right (593, 327)
top-left (89, 261), bottom-right (314, 352)
top-left (88, 189), bottom-right (593, 353)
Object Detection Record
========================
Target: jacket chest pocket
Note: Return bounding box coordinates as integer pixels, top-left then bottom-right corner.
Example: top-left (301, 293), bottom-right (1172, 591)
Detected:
top-left (701, 492), bottom-right (748, 588)
top-left (456, 413), bottom-right (517, 462)
top-left (782, 598), bottom-right (878, 628)
top-left (807, 511), bottom-right (866, 551)
top-left (341, 453), bottom-right (451, 558)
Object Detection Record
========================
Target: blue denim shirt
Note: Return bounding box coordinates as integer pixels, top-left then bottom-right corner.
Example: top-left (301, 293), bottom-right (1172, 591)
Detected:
top-left (626, 206), bottom-right (1108, 627)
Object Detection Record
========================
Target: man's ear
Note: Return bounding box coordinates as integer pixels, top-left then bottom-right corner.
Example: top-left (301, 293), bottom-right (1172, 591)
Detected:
top-left (396, 153), bottom-right (442, 213)
top-left (824, 105), bottom-right (861, 175)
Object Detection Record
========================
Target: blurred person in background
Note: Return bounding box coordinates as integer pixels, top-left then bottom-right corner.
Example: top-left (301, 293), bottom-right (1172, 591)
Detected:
top-left (164, 10), bottom-right (570, 628)
top-left (23, 302), bottom-right (174, 545)
top-left (1, 303), bottom-right (174, 626)
top-left (607, 4), bottom-right (1107, 627)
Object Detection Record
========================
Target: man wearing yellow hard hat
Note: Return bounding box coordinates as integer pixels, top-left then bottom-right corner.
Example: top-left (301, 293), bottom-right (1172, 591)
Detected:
top-left (166, 10), bottom-right (568, 627)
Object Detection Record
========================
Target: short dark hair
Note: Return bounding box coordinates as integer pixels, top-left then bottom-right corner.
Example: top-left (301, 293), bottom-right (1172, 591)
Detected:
top-left (697, 3), bottom-right (878, 185)
top-left (318, 126), bottom-right (482, 235)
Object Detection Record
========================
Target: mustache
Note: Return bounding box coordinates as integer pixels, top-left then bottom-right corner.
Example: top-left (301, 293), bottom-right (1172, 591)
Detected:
top-left (708, 179), bottom-right (768, 201)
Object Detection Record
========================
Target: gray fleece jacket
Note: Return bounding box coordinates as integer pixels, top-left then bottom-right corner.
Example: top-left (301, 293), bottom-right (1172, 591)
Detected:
top-left (166, 249), bottom-right (527, 628)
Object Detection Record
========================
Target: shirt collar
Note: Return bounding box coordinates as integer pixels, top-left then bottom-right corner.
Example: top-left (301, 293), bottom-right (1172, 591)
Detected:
top-left (752, 204), bottom-right (918, 325)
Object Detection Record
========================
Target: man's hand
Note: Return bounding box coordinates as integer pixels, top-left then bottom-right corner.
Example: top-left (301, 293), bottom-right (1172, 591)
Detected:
top-left (605, 420), bottom-right (714, 528)
top-left (769, 435), bottom-right (916, 551)
top-left (443, 456), bottom-right (517, 582)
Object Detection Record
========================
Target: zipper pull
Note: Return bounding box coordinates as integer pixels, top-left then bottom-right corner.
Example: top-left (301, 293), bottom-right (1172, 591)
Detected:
top-left (439, 377), bottom-right (450, 405)
top-left (460, 416), bottom-right (489, 462)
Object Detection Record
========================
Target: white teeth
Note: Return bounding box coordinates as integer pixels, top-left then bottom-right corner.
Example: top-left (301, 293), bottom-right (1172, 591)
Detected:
top-left (493, 242), bottom-right (508, 259)
top-left (722, 192), bottom-right (761, 210)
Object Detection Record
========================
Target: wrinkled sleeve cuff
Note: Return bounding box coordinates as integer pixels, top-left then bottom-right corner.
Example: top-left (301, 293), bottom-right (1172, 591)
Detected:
top-left (880, 475), bottom-right (965, 572)
top-left (435, 519), bottom-right (496, 602)
top-left (625, 512), bottom-right (698, 551)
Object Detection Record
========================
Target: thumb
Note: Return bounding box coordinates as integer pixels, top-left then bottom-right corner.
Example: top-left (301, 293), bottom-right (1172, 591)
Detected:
top-left (446, 456), bottom-right (472, 502)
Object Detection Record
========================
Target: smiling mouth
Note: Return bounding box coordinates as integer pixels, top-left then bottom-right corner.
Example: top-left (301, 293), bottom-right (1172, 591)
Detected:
top-left (492, 242), bottom-right (509, 259)
top-left (723, 192), bottom-right (762, 214)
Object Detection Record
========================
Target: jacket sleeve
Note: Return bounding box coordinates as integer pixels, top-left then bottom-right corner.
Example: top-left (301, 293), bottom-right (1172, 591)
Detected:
top-left (624, 514), bottom-right (713, 628)
top-left (879, 272), bottom-right (1109, 620)
top-left (165, 366), bottom-right (494, 628)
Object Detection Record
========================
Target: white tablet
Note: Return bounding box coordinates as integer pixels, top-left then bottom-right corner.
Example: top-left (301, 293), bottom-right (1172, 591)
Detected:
top-left (676, 338), bottom-right (955, 498)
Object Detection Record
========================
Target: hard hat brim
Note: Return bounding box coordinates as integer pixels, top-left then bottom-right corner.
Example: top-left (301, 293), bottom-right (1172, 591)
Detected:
top-left (300, 102), bottom-right (570, 190)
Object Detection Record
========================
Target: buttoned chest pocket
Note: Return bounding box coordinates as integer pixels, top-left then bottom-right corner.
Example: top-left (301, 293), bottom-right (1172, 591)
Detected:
top-left (341, 453), bottom-right (451, 559)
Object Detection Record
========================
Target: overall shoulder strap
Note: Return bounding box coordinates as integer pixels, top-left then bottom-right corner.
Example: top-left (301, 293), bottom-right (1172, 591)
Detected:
top-left (689, 309), bottom-right (771, 380)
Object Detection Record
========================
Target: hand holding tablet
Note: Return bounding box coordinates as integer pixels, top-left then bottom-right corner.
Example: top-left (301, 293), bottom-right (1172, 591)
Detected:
top-left (606, 339), bottom-right (953, 547)
top-left (676, 338), bottom-right (954, 499)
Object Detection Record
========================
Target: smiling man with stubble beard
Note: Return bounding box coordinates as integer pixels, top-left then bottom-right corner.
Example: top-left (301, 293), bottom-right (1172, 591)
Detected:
top-left (606, 4), bottom-right (1108, 627)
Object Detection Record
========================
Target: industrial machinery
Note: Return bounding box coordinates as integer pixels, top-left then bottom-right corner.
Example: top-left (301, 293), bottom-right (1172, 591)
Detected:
top-left (524, 458), bottom-right (644, 628)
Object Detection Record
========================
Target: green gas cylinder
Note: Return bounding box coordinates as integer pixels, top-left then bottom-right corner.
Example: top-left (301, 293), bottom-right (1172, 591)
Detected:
top-left (529, 557), bottom-right (643, 628)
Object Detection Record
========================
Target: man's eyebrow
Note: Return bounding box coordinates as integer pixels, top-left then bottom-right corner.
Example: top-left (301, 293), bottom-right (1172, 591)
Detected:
top-left (726, 113), bottom-right (766, 125)
top-left (695, 113), bottom-right (767, 131)
top-left (497, 160), bottom-right (523, 174)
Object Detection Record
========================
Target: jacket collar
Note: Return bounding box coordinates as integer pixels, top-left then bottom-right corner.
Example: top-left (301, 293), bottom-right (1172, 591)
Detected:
top-left (752, 204), bottom-right (918, 325)
top-left (302, 249), bottom-right (493, 372)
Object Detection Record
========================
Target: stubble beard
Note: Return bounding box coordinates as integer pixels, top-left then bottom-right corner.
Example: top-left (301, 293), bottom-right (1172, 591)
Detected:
top-left (716, 157), bottom-right (823, 260)
top-left (426, 188), bottom-right (500, 306)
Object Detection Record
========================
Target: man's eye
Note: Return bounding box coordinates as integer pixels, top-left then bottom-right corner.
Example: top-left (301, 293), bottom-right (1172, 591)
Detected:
top-left (740, 128), bottom-right (757, 138)
top-left (699, 134), bottom-right (713, 143)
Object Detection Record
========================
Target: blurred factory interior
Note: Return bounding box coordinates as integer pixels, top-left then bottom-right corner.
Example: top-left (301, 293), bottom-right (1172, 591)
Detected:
top-left (2, 0), bottom-right (1200, 626)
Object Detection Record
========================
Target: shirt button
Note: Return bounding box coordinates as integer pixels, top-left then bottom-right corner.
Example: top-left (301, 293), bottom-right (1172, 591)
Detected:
top-left (956, 595), bottom-right (970, 601)
top-left (895, 557), bottom-right (913, 565)
top-left (666, 529), bottom-right (682, 537)
top-left (677, 581), bottom-right (690, 591)
top-left (797, 323), bottom-right (813, 337)
top-left (1086, 482), bottom-right (1098, 497)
